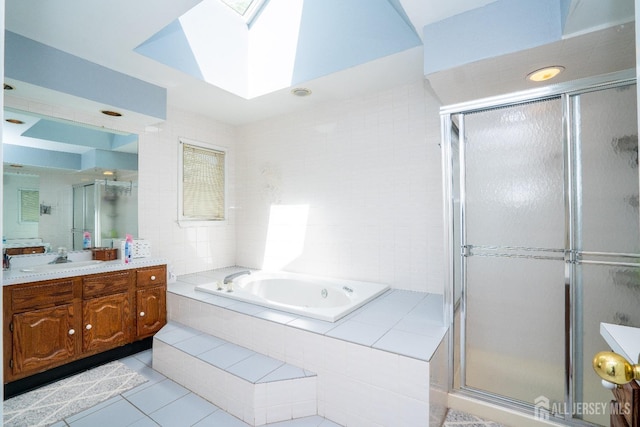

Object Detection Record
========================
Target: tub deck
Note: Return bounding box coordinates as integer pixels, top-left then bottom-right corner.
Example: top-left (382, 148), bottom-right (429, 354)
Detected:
top-left (172, 267), bottom-right (446, 361)
top-left (166, 267), bottom-right (449, 427)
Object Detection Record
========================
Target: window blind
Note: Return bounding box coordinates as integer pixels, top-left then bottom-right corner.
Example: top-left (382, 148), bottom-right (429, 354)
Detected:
top-left (182, 144), bottom-right (225, 220)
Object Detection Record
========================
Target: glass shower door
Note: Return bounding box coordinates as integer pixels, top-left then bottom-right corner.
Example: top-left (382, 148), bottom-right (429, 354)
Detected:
top-left (461, 98), bottom-right (567, 408)
top-left (572, 83), bottom-right (639, 426)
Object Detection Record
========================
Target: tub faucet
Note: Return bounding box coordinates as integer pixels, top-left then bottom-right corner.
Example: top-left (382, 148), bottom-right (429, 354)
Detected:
top-left (223, 269), bottom-right (251, 284)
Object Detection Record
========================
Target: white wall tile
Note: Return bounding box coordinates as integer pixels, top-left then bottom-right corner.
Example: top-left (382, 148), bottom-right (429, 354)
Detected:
top-left (235, 80), bottom-right (444, 293)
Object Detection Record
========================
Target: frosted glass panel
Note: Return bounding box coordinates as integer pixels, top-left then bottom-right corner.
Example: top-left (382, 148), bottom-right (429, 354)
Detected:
top-left (579, 263), bottom-right (640, 425)
top-left (465, 100), bottom-right (564, 249)
top-left (576, 84), bottom-right (639, 253)
top-left (465, 256), bottom-right (565, 405)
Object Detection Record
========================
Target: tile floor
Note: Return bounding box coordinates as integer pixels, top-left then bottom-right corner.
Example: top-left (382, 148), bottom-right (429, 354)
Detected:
top-left (39, 347), bottom-right (503, 426)
top-left (47, 349), bottom-right (342, 427)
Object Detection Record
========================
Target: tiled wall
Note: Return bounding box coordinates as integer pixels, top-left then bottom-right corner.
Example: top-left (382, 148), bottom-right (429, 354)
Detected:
top-left (5, 77), bottom-right (445, 293)
top-left (136, 107), bottom-right (238, 275)
top-left (235, 80), bottom-right (444, 293)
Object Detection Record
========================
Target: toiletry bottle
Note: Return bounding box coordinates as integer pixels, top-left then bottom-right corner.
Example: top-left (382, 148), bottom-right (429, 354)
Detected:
top-left (83, 231), bottom-right (92, 249)
top-left (124, 234), bottom-right (133, 264)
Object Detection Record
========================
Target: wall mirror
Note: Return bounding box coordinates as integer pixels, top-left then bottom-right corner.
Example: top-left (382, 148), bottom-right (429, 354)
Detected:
top-left (2, 107), bottom-right (139, 255)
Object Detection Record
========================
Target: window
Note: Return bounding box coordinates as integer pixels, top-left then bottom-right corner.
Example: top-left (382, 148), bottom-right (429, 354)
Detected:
top-left (218, 0), bottom-right (267, 22)
top-left (220, 0), bottom-right (255, 15)
top-left (178, 139), bottom-right (226, 224)
top-left (19, 189), bottom-right (39, 223)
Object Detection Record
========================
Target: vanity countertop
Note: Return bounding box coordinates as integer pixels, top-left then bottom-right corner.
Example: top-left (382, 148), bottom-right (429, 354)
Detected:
top-left (2, 257), bottom-right (168, 286)
top-left (600, 322), bottom-right (640, 364)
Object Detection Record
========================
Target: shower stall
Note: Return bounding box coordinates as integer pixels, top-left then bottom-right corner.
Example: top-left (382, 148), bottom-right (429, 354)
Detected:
top-left (72, 180), bottom-right (138, 250)
top-left (441, 70), bottom-right (639, 426)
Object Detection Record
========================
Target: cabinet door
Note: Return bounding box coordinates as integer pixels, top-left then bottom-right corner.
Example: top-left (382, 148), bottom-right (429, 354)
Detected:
top-left (82, 293), bottom-right (130, 353)
top-left (11, 304), bottom-right (76, 377)
top-left (136, 286), bottom-right (166, 338)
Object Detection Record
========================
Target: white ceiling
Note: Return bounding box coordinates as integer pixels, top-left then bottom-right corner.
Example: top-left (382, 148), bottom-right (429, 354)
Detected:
top-left (3, 0), bottom-right (636, 126)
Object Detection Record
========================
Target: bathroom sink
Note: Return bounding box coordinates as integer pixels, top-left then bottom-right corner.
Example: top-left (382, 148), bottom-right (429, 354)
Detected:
top-left (20, 260), bottom-right (105, 273)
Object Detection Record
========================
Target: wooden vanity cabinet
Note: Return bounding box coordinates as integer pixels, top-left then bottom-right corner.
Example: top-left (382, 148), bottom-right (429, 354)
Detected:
top-left (82, 271), bottom-right (133, 354)
top-left (3, 277), bottom-right (82, 381)
top-left (135, 266), bottom-right (167, 339)
top-left (4, 264), bottom-right (167, 384)
top-left (611, 380), bottom-right (639, 427)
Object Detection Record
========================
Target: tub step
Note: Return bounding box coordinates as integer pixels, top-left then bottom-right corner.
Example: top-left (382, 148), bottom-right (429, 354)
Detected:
top-left (152, 321), bottom-right (317, 426)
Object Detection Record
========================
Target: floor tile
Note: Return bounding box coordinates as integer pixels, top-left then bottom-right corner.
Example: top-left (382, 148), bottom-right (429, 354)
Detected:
top-left (192, 409), bottom-right (251, 426)
top-left (124, 378), bottom-right (190, 414)
top-left (133, 349), bottom-right (154, 366)
top-left (130, 417), bottom-right (161, 426)
top-left (67, 396), bottom-right (148, 427)
top-left (148, 393), bottom-right (219, 426)
top-left (265, 415), bottom-right (327, 426)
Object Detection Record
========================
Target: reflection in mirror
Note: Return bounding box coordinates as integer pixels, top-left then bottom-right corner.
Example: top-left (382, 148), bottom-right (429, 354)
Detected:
top-left (2, 108), bottom-right (139, 255)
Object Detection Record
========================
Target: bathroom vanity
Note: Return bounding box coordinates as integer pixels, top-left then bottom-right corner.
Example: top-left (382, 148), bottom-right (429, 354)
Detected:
top-left (3, 260), bottom-right (167, 392)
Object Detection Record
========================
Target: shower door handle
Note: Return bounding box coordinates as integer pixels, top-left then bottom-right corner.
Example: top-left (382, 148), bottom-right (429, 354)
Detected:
top-left (593, 351), bottom-right (640, 385)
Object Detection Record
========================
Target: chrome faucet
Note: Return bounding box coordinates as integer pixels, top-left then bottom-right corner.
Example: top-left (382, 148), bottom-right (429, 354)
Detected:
top-left (223, 269), bottom-right (251, 284)
top-left (49, 247), bottom-right (71, 264)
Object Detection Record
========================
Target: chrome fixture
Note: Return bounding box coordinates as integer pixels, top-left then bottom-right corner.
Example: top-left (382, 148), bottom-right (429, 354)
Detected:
top-left (223, 269), bottom-right (251, 284)
top-left (593, 351), bottom-right (640, 385)
top-left (49, 247), bottom-right (71, 264)
top-left (342, 286), bottom-right (354, 293)
top-left (3, 251), bottom-right (11, 270)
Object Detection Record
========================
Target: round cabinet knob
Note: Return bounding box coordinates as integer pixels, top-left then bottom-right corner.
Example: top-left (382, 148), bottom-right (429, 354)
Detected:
top-left (68, 329), bottom-right (75, 335)
top-left (150, 275), bottom-right (156, 281)
top-left (85, 324), bottom-right (92, 330)
top-left (140, 311), bottom-right (145, 317)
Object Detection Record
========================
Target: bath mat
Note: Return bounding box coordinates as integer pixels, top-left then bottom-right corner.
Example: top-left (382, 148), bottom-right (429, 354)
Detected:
top-left (3, 360), bottom-right (148, 427)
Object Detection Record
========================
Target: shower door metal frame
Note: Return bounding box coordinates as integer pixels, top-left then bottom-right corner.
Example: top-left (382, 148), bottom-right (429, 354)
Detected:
top-left (441, 69), bottom-right (637, 426)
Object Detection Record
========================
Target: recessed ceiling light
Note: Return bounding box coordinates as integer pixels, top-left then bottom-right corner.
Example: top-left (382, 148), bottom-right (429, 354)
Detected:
top-left (4, 83), bottom-right (14, 90)
top-left (527, 66), bottom-right (565, 82)
top-left (103, 170), bottom-right (114, 176)
top-left (101, 110), bottom-right (122, 117)
top-left (291, 88), bottom-right (312, 97)
top-left (5, 119), bottom-right (24, 125)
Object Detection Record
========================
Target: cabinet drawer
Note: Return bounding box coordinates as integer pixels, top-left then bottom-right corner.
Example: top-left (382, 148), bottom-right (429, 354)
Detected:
top-left (10, 279), bottom-right (75, 311)
top-left (136, 266), bottom-right (166, 287)
top-left (83, 271), bottom-right (131, 298)
top-left (5, 246), bottom-right (46, 256)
